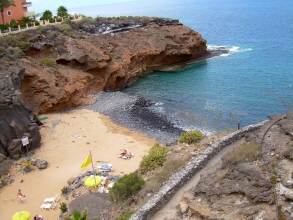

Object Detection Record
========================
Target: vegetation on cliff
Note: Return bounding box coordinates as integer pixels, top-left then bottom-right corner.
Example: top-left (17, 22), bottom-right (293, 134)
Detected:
top-left (179, 130), bottom-right (204, 144)
top-left (139, 144), bottom-right (168, 174)
top-left (109, 172), bottom-right (145, 202)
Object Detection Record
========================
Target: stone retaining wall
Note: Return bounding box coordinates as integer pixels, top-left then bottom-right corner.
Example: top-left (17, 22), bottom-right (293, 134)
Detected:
top-left (130, 120), bottom-right (268, 220)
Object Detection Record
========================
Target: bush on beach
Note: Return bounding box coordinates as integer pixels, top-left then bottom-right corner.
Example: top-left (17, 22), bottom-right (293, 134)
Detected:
top-left (179, 130), bottom-right (204, 144)
top-left (139, 144), bottom-right (168, 174)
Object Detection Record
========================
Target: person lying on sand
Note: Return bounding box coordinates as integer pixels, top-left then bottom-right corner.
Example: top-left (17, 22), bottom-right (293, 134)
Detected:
top-left (119, 149), bottom-right (134, 160)
top-left (17, 189), bottom-right (26, 202)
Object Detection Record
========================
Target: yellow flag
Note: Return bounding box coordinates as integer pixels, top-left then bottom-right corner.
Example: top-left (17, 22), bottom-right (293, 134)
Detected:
top-left (80, 154), bottom-right (92, 169)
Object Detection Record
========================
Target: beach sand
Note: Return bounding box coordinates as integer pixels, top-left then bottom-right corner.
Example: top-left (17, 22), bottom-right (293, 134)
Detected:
top-left (0, 109), bottom-right (155, 220)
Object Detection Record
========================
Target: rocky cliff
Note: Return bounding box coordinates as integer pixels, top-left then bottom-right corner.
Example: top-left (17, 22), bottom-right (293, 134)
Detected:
top-left (20, 18), bottom-right (207, 113)
top-left (0, 17), bottom-right (208, 168)
top-left (0, 59), bottom-right (40, 175)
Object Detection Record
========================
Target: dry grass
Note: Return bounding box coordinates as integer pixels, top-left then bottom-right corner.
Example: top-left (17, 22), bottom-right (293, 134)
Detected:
top-left (143, 156), bottom-right (188, 194)
top-left (222, 142), bottom-right (261, 166)
top-left (40, 58), bottom-right (56, 67)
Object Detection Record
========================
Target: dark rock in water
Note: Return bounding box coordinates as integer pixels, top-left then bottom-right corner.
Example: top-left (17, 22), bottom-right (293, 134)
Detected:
top-left (0, 62), bottom-right (41, 163)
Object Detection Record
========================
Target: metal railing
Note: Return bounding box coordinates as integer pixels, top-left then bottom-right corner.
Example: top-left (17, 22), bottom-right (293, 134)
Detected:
top-left (0, 15), bottom-right (82, 37)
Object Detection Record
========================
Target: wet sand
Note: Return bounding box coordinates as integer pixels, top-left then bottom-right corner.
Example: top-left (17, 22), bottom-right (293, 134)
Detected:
top-left (0, 109), bottom-right (155, 220)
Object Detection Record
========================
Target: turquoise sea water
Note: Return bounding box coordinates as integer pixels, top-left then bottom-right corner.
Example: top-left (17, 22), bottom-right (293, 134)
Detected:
top-left (80, 0), bottom-right (293, 132)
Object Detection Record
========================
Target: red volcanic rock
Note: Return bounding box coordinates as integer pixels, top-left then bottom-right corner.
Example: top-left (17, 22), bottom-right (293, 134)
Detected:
top-left (19, 18), bottom-right (207, 113)
top-left (0, 17), bottom-right (207, 161)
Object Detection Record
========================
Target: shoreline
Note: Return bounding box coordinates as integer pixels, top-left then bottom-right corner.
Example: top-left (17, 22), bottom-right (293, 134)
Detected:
top-left (87, 92), bottom-right (184, 145)
top-left (0, 109), bottom-right (155, 220)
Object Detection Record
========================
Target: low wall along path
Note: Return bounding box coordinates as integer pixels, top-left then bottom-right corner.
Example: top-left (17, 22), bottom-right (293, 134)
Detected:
top-left (130, 120), bottom-right (268, 220)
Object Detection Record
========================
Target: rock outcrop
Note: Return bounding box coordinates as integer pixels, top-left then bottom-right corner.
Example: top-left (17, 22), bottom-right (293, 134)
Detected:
top-left (0, 61), bottom-right (40, 173)
top-left (18, 17), bottom-right (207, 113)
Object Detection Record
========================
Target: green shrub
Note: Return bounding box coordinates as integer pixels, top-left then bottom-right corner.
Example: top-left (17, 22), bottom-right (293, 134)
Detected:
top-left (60, 202), bottom-right (68, 213)
top-left (18, 16), bottom-right (33, 28)
top-left (65, 210), bottom-right (87, 220)
top-left (61, 186), bottom-right (69, 195)
top-left (3, 35), bottom-right (18, 45)
top-left (139, 144), bottom-right (168, 174)
top-left (222, 143), bottom-right (261, 166)
top-left (40, 58), bottom-right (56, 67)
top-left (17, 41), bottom-right (31, 51)
top-left (0, 24), bottom-right (9, 31)
top-left (9, 19), bottom-right (18, 28)
top-left (116, 210), bottom-right (134, 220)
top-left (179, 130), bottom-right (204, 144)
top-left (109, 172), bottom-right (144, 202)
top-left (57, 23), bottom-right (72, 35)
top-left (2, 35), bottom-right (31, 52)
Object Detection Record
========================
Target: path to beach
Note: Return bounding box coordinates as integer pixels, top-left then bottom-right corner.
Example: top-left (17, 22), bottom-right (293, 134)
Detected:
top-left (152, 139), bottom-right (243, 220)
top-left (0, 109), bottom-right (155, 220)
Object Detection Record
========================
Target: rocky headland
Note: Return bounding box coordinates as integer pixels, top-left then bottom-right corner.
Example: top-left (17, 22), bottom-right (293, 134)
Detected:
top-left (0, 17), bottom-right (226, 174)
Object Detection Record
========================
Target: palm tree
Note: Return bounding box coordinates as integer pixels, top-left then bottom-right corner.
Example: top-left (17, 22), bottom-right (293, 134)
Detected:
top-left (57, 6), bottom-right (68, 18)
top-left (0, 0), bottom-right (14, 24)
top-left (65, 210), bottom-right (87, 220)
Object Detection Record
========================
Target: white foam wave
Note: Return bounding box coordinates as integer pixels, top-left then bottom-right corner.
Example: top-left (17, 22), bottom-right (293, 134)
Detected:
top-left (208, 45), bottom-right (253, 57)
top-left (228, 46), bottom-right (253, 53)
top-left (180, 126), bottom-right (214, 136)
top-left (154, 102), bottom-right (164, 107)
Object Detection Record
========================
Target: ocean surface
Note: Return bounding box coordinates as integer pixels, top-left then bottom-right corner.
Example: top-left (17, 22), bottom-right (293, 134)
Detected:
top-left (79, 0), bottom-right (293, 133)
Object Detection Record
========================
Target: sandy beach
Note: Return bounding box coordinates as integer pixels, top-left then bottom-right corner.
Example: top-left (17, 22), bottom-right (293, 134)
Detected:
top-left (0, 109), bottom-right (155, 220)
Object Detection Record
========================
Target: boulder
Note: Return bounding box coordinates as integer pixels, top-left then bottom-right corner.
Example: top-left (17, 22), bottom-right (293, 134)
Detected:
top-left (33, 159), bottom-right (48, 170)
top-left (0, 63), bottom-right (41, 162)
top-left (178, 200), bottom-right (189, 214)
top-left (193, 163), bottom-right (274, 204)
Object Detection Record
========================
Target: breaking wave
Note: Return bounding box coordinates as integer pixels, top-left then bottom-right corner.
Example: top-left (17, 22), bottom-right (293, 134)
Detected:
top-left (208, 45), bottom-right (253, 57)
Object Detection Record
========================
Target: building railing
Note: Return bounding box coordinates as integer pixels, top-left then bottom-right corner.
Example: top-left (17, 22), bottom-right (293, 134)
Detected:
top-left (0, 15), bottom-right (82, 37)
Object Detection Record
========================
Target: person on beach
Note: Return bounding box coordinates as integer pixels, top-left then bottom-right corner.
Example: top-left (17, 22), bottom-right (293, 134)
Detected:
top-left (34, 215), bottom-right (44, 220)
top-left (17, 189), bottom-right (26, 202)
top-left (119, 148), bottom-right (134, 159)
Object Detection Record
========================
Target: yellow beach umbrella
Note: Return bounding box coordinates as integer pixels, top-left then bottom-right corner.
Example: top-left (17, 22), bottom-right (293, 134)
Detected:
top-left (84, 175), bottom-right (102, 188)
top-left (12, 211), bottom-right (31, 220)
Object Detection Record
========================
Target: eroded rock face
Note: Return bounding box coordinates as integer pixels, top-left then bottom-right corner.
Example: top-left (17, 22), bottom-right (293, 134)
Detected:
top-left (0, 61), bottom-right (40, 169)
top-left (16, 18), bottom-right (208, 113)
top-left (193, 163), bottom-right (274, 204)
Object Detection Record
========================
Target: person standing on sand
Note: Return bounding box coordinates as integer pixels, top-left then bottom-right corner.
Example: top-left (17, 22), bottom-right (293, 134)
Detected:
top-left (17, 189), bottom-right (26, 202)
